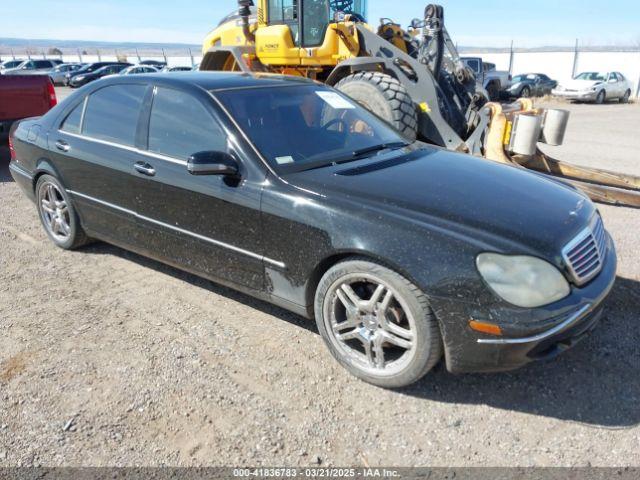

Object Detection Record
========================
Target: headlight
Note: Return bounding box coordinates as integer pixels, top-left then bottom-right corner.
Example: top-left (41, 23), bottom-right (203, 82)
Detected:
top-left (74, 76), bottom-right (85, 81)
top-left (476, 253), bottom-right (570, 308)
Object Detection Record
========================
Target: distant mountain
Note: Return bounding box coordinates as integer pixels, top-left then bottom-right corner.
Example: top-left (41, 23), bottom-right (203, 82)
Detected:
top-left (0, 37), bottom-right (200, 56)
top-left (2, 37), bottom-right (637, 56)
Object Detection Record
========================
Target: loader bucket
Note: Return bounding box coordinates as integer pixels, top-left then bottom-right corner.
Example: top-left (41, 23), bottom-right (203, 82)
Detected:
top-left (483, 99), bottom-right (640, 209)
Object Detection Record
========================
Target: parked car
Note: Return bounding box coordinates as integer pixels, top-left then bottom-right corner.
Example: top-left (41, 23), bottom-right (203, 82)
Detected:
top-left (506, 73), bottom-right (557, 98)
top-left (49, 63), bottom-right (85, 86)
top-left (462, 57), bottom-right (512, 100)
top-left (8, 73), bottom-right (617, 388)
top-left (0, 59), bottom-right (26, 74)
top-left (116, 65), bottom-right (160, 76)
top-left (553, 72), bottom-right (633, 104)
top-left (64, 62), bottom-right (129, 85)
top-left (139, 60), bottom-right (167, 69)
top-left (69, 63), bottom-right (132, 88)
top-left (2, 59), bottom-right (62, 76)
top-left (162, 66), bottom-right (194, 72)
top-left (0, 75), bottom-right (56, 140)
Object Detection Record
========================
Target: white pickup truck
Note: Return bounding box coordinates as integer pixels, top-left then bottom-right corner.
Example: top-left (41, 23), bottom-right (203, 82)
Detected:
top-left (462, 57), bottom-right (512, 101)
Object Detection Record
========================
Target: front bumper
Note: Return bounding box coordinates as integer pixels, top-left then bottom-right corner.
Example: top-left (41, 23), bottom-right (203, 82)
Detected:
top-left (552, 89), bottom-right (599, 101)
top-left (439, 237), bottom-right (617, 374)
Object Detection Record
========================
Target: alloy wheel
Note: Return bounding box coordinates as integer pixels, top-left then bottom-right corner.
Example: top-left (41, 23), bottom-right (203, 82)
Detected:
top-left (323, 274), bottom-right (417, 377)
top-left (39, 182), bottom-right (71, 242)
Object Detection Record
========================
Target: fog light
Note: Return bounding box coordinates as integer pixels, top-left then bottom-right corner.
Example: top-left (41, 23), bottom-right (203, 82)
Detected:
top-left (469, 320), bottom-right (503, 336)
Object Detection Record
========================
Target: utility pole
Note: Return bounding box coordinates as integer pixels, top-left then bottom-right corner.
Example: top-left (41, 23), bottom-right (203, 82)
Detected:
top-left (136, 48), bottom-right (141, 63)
top-left (162, 48), bottom-right (167, 65)
top-left (189, 48), bottom-right (194, 67)
top-left (78, 48), bottom-right (83, 63)
top-left (508, 40), bottom-right (514, 75)
top-left (571, 39), bottom-right (579, 78)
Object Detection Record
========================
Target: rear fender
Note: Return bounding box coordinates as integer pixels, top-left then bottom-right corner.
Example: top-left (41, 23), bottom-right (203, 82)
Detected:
top-left (33, 158), bottom-right (64, 191)
top-left (200, 46), bottom-right (266, 73)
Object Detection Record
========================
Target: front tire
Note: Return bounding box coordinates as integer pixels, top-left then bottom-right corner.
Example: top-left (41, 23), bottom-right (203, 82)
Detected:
top-left (520, 86), bottom-right (531, 98)
top-left (595, 90), bottom-right (606, 104)
top-left (335, 72), bottom-right (419, 141)
top-left (620, 90), bottom-right (631, 104)
top-left (36, 175), bottom-right (90, 250)
top-left (314, 259), bottom-right (443, 388)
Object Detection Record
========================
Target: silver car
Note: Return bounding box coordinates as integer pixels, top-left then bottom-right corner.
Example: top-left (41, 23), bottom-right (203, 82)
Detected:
top-left (49, 63), bottom-right (84, 85)
top-left (116, 65), bottom-right (160, 75)
top-left (2, 59), bottom-right (62, 76)
top-left (0, 59), bottom-right (26, 74)
top-left (553, 72), bottom-right (633, 104)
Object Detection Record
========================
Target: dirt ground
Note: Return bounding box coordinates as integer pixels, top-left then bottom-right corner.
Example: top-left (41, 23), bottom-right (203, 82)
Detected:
top-left (0, 93), bottom-right (639, 467)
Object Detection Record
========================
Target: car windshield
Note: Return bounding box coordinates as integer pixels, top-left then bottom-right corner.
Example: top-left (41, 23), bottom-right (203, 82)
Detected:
top-left (575, 72), bottom-right (606, 81)
top-left (513, 74), bottom-right (536, 82)
top-left (215, 84), bottom-right (407, 173)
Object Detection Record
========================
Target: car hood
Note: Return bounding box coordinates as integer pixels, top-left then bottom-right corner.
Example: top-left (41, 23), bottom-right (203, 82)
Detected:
top-left (285, 147), bottom-right (595, 256)
top-left (560, 79), bottom-right (603, 90)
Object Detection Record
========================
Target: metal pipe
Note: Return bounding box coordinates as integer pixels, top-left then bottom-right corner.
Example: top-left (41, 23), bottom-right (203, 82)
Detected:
top-left (238, 0), bottom-right (256, 43)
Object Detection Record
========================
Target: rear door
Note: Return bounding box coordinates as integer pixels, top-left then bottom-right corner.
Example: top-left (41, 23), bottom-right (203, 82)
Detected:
top-left (131, 85), bottom-right (266, 290)
top-left (50, 83), bottom-right (149, 247)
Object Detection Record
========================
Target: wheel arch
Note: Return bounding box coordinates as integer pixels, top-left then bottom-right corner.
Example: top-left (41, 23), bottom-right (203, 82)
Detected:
top-left (325, 58), bottom-right (390, 87)
top-left (32, 158), bottom-right (63, 193)
top-left (304, 249), bottom-right (429, 319)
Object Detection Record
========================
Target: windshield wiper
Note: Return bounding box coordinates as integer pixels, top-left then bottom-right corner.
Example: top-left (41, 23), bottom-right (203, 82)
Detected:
top-left (295, 141), bottom-right (412, 172)
top-left (339, 141), bottom-right (411, 164)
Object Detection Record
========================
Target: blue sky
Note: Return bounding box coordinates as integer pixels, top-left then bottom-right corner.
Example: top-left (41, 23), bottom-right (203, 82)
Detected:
top-left (4, 0), bottom-right (639, 47)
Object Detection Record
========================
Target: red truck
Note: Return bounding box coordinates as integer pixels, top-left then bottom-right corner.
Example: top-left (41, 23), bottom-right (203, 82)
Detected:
top-left (0, 75), bottom-right (57, 140)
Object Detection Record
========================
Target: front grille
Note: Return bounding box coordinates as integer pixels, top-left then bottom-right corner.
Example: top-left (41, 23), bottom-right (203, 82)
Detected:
top-left (562, 216), bottom-right (608, 286)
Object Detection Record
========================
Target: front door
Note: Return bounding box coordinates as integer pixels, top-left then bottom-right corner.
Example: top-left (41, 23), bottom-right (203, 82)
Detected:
top-left (130, 86), bottom-right (266, 291)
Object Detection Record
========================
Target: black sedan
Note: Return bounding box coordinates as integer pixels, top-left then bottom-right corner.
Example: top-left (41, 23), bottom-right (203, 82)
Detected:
top-left (8, 73), bottom-right (616, 388)
top-left (68, 63), bottom-right (132, 88)
top-left (507, 73), bottom-right (558, 98)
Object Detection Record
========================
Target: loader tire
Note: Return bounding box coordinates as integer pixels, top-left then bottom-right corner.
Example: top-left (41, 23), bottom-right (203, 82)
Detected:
top-left (335, 72), bottom-right (419, 141)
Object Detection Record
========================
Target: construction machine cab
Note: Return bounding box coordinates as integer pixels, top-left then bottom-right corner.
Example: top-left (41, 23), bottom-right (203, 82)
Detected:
top-left (263, 0), bottom-right (367, 47)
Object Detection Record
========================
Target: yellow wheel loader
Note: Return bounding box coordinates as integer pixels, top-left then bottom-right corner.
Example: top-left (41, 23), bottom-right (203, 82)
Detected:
top-left (201, 0), bottom-right (640, 208)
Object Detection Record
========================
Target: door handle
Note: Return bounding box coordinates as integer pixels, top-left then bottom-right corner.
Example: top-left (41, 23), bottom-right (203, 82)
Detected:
top-left (55, 140), bottom-right (70, 152)
top-left (134, 162), bottom-right (156, 177)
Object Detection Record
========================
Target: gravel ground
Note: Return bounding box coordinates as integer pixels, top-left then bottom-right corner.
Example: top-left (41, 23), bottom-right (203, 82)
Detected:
top-left (0, 91), bottom-right (639, 467)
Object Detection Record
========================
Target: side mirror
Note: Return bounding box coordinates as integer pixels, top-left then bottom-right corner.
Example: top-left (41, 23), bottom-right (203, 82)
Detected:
top-left (187, 151), bottom-right (239, 177)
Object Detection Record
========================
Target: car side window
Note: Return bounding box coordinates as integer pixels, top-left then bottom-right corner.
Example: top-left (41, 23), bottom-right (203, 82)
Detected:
top-left (83, 84), bottom-right (147, 146)
top-left (34, 60), bottom-right (51, 68)
top-left (60, 102), bottom-right (85, 134)
top-left (148, 87), bottom-right (227, 160)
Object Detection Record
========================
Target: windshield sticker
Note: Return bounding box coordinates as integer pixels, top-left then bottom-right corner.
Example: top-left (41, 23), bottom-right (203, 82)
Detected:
top-left (275, 156), bottom-right (295, 165)
top-left (316, 91), bottom-right (356, 110)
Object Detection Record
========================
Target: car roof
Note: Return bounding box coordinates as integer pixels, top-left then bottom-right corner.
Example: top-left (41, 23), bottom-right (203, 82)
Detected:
top-left (96, 71), bottom-right (317, 91)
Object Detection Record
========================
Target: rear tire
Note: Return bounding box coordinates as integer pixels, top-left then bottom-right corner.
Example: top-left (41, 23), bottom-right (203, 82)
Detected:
top-left (335, 72), bottom-right (419, 141)
top-left (36, 175), bottom-right (90, 250)
top-left (486, 81), bottom-right (500, 101)
top-left (314, 258), bottom-right (443, 388)
top-left (620, 90), bottom-right (631, 104)
top-left (595, 90), bottom-right (606, 104)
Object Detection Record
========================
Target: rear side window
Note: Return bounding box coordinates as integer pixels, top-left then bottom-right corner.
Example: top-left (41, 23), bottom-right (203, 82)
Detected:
top-left (148, 87), bottom-right (227, 160)
top-left (83, 85), bottom-right (147, 146)
top-left (34, 60), bottom-right (52, 68)
top-left (60, 102), bottom-right (84, 134)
